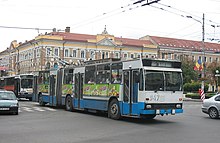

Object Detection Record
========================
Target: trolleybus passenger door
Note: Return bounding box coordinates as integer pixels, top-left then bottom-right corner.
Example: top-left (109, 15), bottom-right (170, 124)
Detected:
top-left (123, 70), bottom-right (139, 115)
top-left (56, 70), bottom-right (63, 106)
top-left (14, 78), bottom-right (20, 97)
top-left (33, 76), bottom-right (38, 101)
top-left (49, 75), bottom-right (56, 106)
top-left (74, 73), bottom-right (84, 109)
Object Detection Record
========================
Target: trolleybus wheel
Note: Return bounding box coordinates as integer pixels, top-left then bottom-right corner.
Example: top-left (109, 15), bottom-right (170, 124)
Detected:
top-left (108, 99), bottom-right (121, 120)
top-left (39, 94), bottom-right (45, 106)
top-left (65, 95), bottom-right (73, 111)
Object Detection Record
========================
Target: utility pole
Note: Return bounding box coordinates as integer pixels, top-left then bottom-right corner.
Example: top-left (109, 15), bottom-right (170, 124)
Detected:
top-left (201, 13), bottom-right (205, 91)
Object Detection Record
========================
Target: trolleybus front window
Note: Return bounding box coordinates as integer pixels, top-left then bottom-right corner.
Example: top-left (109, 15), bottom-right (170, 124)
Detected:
top-left (145, 71), bottom-right (164, 91)
top-left (21, 79), bottom-right (33, 88)
top-left (165, 72), bottom-right (182, 91)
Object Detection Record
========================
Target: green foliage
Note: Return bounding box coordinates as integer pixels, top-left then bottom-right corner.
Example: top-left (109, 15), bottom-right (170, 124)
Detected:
top-left (183, 82), bottom-right (208, 93)
top-left (181, 59), bottom-right (198, 83)
top-left (185, 92), bottom-right (215, 99)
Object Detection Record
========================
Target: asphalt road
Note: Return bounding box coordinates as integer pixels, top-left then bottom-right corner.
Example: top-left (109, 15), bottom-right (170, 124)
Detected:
top-left (0, 101), bottom-right (219, 143)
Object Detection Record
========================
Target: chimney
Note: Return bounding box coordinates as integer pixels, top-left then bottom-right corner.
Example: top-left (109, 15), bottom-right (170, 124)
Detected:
top-left (53, 28), bottom-right (57, 32)
top-left (65, 27), bottom-right (70, 33)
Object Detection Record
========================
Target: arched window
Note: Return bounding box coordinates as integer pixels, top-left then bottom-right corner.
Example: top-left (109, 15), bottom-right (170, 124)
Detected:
top-left (65, 49), bottom-right (69, 57)
top-left (81, 50), bottom-right (85, 58)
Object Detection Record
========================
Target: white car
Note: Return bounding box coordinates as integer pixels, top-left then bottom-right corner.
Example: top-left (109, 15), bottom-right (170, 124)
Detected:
top-left (0, 90), bottom-right (19, 115)
top-left (202, 94), bottom-right (220, 119)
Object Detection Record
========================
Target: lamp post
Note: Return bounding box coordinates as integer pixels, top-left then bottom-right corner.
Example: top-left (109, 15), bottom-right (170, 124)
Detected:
top-left (215, 70), bottom-right (220, 93)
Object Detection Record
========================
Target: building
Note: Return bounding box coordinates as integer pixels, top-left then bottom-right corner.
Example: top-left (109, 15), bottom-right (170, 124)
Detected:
top-left (0, 27), bottom-right (220, 78)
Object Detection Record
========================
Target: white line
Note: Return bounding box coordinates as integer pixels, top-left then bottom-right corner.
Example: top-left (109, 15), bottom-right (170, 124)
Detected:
top-left (32, 107), bottom-right (45, 112)
top-left (43, 107), bottom-right (57, 111)
top-left (21, 107), bottom-right (34, 112)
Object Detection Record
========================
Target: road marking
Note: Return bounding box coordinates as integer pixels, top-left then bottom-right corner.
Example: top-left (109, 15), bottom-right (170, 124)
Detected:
top-left (43, 107), bottom-right (57, 111)
top-left (32, 107), bottom-right (45, 112)
top-left (22, 107), bottom-right (34, 112)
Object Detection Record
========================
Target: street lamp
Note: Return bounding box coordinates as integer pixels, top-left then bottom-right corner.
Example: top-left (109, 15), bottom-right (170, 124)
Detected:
top-left (215, 70), bottom-right (220, 93)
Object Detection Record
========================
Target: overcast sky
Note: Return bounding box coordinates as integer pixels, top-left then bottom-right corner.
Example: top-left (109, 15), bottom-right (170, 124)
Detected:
top-left (0, 0), bottom-right (220, 52)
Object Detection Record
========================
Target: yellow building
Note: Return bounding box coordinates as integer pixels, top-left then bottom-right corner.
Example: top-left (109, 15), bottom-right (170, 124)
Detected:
top-left (0, 27), bottom-right (158, 75)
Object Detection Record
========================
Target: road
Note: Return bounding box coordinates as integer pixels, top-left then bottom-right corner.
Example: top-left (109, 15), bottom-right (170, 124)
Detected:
top-left (0, 100), bottom-right (219, 143)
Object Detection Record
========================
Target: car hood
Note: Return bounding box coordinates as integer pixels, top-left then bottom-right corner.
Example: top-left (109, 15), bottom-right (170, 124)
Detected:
top-left (0, 100), bottom-right (18, 106)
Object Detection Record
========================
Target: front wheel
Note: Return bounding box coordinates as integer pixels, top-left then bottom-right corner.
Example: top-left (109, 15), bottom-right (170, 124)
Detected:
top-left (65, 96), bottom-right (73, 111)
top-left (108, 99), bottom-right (121, 120)
top-left (208, 108), bottom-right (219, 119)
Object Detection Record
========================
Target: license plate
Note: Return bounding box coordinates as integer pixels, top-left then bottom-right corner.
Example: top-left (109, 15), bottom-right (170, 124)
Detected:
top-left (0, 108), bottom-right (10, 111)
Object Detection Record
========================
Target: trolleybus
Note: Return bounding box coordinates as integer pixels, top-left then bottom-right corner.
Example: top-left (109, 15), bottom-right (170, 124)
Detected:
top-left (0, 74), bottom-right (34, 100)
top-left (36, 58), bottom-right (183, 119)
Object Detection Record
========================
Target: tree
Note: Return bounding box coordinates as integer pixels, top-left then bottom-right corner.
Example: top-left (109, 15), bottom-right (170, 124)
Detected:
top-left (181, 58), bottom-right (198, 84)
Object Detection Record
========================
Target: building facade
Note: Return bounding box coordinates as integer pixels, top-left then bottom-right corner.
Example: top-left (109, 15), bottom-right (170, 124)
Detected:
top-left (0, 27), bottom-right (220, 78)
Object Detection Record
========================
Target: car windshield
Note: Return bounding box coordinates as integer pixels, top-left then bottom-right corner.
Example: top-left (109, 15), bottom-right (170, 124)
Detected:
top-left (0, 92), bottom-right (17, 100)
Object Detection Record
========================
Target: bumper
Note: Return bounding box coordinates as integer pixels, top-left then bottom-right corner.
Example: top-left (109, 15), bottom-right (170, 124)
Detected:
top-left (0, 106), bottom-right (18, 114)
top-left (140, 109), bottom-right (183, 115)
top-left (202, 107), bottom-right (208, 114)
top-left (17, 93), bottom-right (33, 98)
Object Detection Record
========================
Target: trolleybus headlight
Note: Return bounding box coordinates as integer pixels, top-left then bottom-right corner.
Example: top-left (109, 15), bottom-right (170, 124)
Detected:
top-left (176, 104), bottom-right (182, 108)
top-left (146, 105), bottom-right (152, 109)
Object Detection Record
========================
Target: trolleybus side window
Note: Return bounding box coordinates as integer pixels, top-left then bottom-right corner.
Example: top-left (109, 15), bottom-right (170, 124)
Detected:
top-left (96, 64), bottom-right (110, 84)
top-left (145, 71), bottom-right (164, 91)
top-left (111, 62), bottom-right (122, 84)
top-left (64, 69), bottom-right (73, 84)
top-left (85, 66), bottom-right (96, 84)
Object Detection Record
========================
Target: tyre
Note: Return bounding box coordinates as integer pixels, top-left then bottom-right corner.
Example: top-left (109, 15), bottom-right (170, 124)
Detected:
top-left (108, 99), bottom-right (121, 120)
top-left (208, 107), bottom-right (219, 119)
top-left (65, 95), bottom-right (73, 111)
top-left (39, 94), bottom-right (45, 106)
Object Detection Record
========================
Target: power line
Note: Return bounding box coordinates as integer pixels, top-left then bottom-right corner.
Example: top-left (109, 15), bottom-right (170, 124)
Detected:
top-left (0, 25), bottom-right (53, 32)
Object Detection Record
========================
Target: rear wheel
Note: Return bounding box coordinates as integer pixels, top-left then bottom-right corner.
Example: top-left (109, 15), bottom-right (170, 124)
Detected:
top-left (108, 99), bottom-right (121, 120)
top-left (208, 108), bottom-right (219, 119)
top-left (65, 95), bottom-right (73, 111)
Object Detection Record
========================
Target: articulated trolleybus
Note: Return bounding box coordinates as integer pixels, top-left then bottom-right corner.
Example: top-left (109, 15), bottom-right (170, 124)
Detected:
top-left (37, 58), bottom-right (183, 119)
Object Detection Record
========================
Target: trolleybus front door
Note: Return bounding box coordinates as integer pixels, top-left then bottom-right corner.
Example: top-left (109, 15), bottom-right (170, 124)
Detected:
top-left (123, 70), bottom-right (139, 115)
top-left (74, 73), bottom-right (84, 109)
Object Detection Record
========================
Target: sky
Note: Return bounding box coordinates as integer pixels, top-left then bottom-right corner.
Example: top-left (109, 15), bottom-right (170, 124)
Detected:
top-left (0, 0), bottom-right (220, 52)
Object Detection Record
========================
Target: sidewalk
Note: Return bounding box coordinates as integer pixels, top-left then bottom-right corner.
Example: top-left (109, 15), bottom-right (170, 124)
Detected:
top-left (183, 97), bottom-right (202, 102)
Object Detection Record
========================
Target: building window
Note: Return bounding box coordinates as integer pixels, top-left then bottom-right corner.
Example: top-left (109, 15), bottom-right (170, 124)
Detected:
top-left (216, 57), bottom-right (219, 62)
top-left (131, 54), bottom-right (134, 59)
top-left (81, 50), bottom-right (85, 58)
top-left (46, 48), bottom-right (51, 57)
top-left (162, 53), bottom-right (165, 59)
top-left (168, 53), bottom-right (172, 59)
top-left (54, 48), bottom-right (59, 57)
top-left (73, 50), bottom-right (77, 57)
top-left (209, 57), bottom-right (212, 63)
top-left (65, 49), bottom-right (69, 57)
top-left (115, 52), bottom-right (119, 58)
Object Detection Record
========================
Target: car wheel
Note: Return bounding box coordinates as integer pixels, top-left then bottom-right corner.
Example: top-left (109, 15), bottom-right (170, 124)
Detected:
top-left (108, 99), bottom-right (121, 120)
top-left (208, 107), bottom-right (219, 119)
top-left (65, 95), bottom-right (73, 111)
